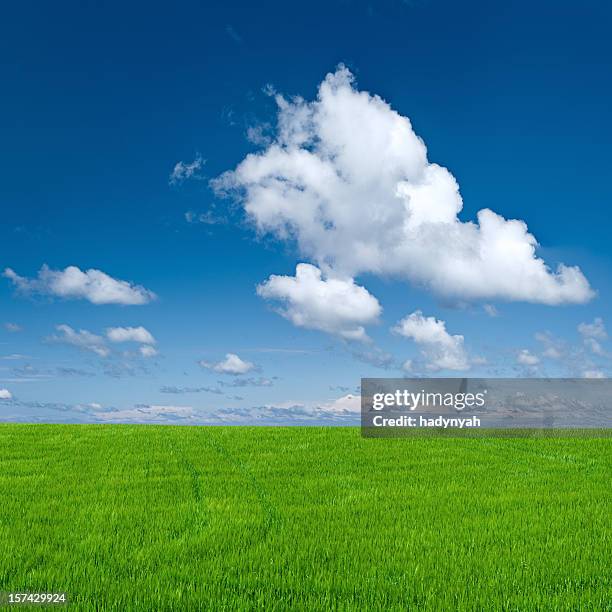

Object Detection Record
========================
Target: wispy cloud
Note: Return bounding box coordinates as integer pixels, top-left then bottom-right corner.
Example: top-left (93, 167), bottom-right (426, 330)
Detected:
top-left (225, 25), bottom-right (243, 44)
top-left (184, 209), bottom-right (227, 225)
top-left (169, 155), bottom-right (205, 185)
top-left (160, 385), bottom-right (223, 395)
top-left (217, 376), bottom-right (275, 388)
top-left (46, 325), bottom-right (110, 357)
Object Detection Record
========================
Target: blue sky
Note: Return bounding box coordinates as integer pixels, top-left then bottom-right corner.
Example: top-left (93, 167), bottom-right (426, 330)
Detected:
top-left (1, 0), bottom-right (611, 424)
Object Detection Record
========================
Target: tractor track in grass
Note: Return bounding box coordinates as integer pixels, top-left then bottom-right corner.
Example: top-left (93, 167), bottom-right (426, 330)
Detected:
top-left (201, 431), bottom-right (281, 538)
top-left (167, 429), bottom-right (280, 538)
top-left (166, 437), bottom-right (209, 530)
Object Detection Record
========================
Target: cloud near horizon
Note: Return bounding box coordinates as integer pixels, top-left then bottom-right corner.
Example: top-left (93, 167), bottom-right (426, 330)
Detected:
top-left (215, 65), bottom-right (594, 307)
top-left (4, 265), bottom-right (155, 305)
top-left (578, 317), bottom-right (607, 356)
top-left (517, 349), bottom-right (540, 366)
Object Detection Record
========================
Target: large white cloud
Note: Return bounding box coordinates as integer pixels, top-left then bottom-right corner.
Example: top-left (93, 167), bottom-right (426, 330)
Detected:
top-left (257, 263), bottom-right (381, 341)
top-left (393, 311), bottom-right (469, 371)
top-left (215, 66), bottom-right (593, 306)
top-left (4, 265), bottom-right (155, 305)
top-left (0, 388), bottom-right (12, 400)
top-left (106, 326), bottom-right (156, 345)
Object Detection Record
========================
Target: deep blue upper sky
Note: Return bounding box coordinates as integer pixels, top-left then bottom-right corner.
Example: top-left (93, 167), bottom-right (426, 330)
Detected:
top-left (0, 0), bottom-right (610, 423)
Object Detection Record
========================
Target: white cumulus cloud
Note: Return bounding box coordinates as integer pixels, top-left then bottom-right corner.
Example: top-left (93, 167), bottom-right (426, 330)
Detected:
top-left (139, 345), bottom-right (158, 358)
top-left (578, 317), bottom-right (607, 340)
top-left (46, 324), bottom-right (110, 357)
top-left (393, 311), bottom-right (469, 371)
top-left (0, 388), bottom-right (12, 400)
top-left (4, 265), bottom-right (155, 305)
top-left (257, 263), bottom-right (381, 341)
top-left (200, 353), bottom-right (255, 375)
top-left (582, 369), bottom-right (605, 379)
top-left (215, 65), bottom-right (593, 306)
top-left (317, 393), bottom-right (360, 414)
top-left (517, 349), bottom-right (540, 366)
top-left (535, 332), bottom-right (566, 360)
top-left (578, 318), bottom-right (607, 356)
top-left (169, 155), bottom-right (205, 185)
top-left (106, 326), bottom-right (156, 345)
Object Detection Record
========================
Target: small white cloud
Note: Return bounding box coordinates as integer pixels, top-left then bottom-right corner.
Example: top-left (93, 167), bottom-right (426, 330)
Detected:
top-left (47, 324), bottom-right (110, 357)
top-left (200, 353), bottom-right (255, 375)
top-left (169, 155), bottom-right (205, 185)
top-left (4, 323), bottom-right (22, 332)
top-left (139, 345), bottom-right (158, 358)
top-left (535, 332), bottom-right (566, 360)
top-left (96, 404), bottom-right (195, 422)
top-left (543, 347), bottom-right (563, 359)
top-left (584, 338), bottom-right (605, 356)
top-left (225, 25), bottom-right (242, 44)
top-left (517, 349), bottom-right (540, 366)
top-left (393, 311), bottom-right (469, 371)
top-left (184, 209), bottom-right (226, 225)
top-left (264, 393), bottom-right (361, 417)
top-left (578, 317), bottom-right (607, 340)
top-left (0, 388), bottom-right (12, 400)
top-left (106, 326), bottom-right (156, 345)
top-left (4, 265), bottom-right (155, 305)
top-left (582, 369), bottom-right (605, 379)
top-left (483, 304), bottom-right (498, 317)
top-left (257, 263), bottom-right (381, 342)
top-left (317, 394), bottom-right (360, 414)
top-left (578, 318), bottom-right (607, 355)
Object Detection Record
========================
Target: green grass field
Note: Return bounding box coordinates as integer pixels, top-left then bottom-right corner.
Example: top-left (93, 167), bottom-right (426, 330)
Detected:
top-left (0, 425), bottom-right (610, 611)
